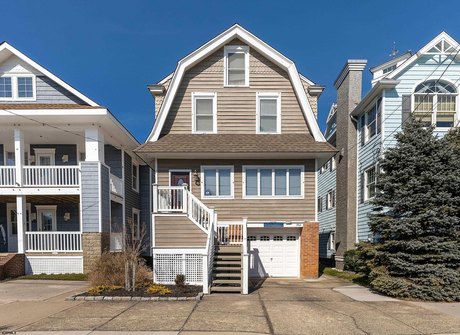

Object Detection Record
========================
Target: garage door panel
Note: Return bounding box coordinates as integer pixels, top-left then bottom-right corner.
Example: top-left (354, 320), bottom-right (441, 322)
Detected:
top-left (248, 229), bottom-right (300, 278)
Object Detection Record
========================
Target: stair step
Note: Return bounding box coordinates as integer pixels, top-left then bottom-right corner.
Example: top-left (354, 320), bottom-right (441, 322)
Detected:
top-left (214, 255), bottom-right (241, 260)
top-left (212, 279), bottom-right (241, 285)
top-left (214, 273), bottom-right (241, 278)
top-left (211, 286), bottom-right (242, 293)
top-left (214, 260), bottom-right (241, 265)
top-left (215, 245), bottom-right (242, 253)
top-left (214, 266), bottom-right (242, 271)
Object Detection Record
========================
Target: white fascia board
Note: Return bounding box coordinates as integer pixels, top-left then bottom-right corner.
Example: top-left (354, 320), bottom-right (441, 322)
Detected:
top-left (147, 24), bottom-right (325, 142)
top-left (0, 108), bottom-right (107, 116)
top-left (351, 79), bottom-right (399, 117)
top-left (387, 32), bottom-right (460, 80)
top-left (0, 42), bottom-right (99, 107)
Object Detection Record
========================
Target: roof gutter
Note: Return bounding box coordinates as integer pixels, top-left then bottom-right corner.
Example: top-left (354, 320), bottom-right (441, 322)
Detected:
top-left (351, 79), bottom-right (399, 117)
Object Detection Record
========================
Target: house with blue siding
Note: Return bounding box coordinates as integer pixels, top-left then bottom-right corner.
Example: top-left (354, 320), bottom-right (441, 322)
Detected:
top-left (318, 32), bottom-right (460, 268)
top-left (0, 42), bottom-right (152, 275)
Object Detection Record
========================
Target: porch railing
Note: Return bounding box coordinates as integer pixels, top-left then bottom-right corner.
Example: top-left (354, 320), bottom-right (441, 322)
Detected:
top-left (0, 167), bottom-right (16, 186)
top-left (25, 231), bottom-right (82, 252)
top-left (217, 223), bottom-right (244, 245)
top-left (24, 166), bottom-right (80, 187)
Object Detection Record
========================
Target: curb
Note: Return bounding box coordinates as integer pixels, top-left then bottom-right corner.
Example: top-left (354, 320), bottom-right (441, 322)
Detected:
top-left (66, 292), bottom-right (203, 301)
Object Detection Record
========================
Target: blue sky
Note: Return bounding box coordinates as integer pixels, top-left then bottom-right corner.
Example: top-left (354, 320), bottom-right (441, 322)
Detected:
top-left (3, 0), bottom-right (460, 142)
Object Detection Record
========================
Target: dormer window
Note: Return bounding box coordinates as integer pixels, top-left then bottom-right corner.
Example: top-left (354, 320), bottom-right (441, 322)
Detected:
top-left (0, 75), bottom-right (35, 100)
top-left (0, 77), bottom-right (12, 98)
top-left (192, 92), bottom-right (217, 133)
top-left (257, 92), bottom-right (281, 133)
top-left (224, 45), bottom-right (249, 86)
top-left (413, 80), bottom-right (457, 128)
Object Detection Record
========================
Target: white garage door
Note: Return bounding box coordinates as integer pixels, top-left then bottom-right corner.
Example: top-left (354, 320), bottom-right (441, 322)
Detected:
top-left (248, 229), bottom-right (300, 278)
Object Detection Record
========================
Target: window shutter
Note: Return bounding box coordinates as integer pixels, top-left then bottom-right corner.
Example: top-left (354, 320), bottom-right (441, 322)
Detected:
top-left (401, 95), bottom-right (412, 124)
top-left (360, 172), bottom-right (365, 203)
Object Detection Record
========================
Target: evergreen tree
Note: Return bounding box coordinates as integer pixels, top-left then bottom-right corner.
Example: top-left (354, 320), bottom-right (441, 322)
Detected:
top-left (368, 120), bottom-right (460, 301)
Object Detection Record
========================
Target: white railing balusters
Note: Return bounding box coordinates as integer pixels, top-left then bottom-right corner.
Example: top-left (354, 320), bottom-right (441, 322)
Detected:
top-left (23, 166), bottom-right (80, 187)
top-left (0, 167), bottom-right (16, 186)
top-left (25, 232), bottom-right (82, 252)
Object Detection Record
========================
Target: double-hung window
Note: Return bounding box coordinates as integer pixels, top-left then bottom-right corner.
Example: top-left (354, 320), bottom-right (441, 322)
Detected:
top-left (244, 166), bottom-right (303, 198)
top-left (192, 92), bottom-right (217, 133)
top-left (317, 197), bottom-right (323, 213)
top-left (0, 77), bottom-right (12, 98)
top-left (257, 92), bottom-right (281, 133)
top-left (202, 166), bottom-right (233, 198)
top-left (362, 98), bottom-right (382, 144)
top-left (224, 45), bottom-right (249, 86)
top-left (132, 163), bottom-right (139, 192)
top-left (326, 189), bottom-right (336, 209)
top-left (364, 165), bottom-right (377, 201)
top-left (0, 75), bottom-right (35, 100)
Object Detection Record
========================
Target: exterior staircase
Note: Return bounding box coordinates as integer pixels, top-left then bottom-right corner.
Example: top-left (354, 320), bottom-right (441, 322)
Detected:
top-left (210, 245), bottom-right (242, 293)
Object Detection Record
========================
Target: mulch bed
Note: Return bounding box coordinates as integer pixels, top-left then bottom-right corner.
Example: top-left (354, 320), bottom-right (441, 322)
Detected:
top-left (77, 285), bottom-right (202, 298)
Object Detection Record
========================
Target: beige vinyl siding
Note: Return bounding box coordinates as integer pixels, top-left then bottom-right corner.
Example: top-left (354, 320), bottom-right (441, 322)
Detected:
top-left (161, 39), bottom-right (314, 135)
top-left (154, 215), bottom-right (207, 247)
top-left (155, 77), bottom-right (172, 117)
top-left (157, 159), bottom-right (315, 222)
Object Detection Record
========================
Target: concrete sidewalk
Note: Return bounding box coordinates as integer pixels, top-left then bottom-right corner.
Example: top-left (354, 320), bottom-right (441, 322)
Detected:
top-left (2, 277), bottom-right (460, 335)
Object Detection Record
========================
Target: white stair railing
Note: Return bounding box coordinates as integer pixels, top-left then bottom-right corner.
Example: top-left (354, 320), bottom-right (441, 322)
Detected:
top-left (155, 186), bottom-right (187, 212)
top-left (187, 192), bottom-right (213, 231)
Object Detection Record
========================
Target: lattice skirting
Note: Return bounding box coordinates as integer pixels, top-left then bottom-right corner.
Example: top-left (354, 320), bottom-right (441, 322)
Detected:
top-left (25, 256), bottom-right (83, 274)
top-left (153, 253), bottom-right (203, 285)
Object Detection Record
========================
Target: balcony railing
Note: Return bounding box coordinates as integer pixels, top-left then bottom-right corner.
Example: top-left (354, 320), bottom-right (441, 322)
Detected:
top-left (25, 231), bottom-right (82, 252)
top-left (0, 167), bottom-right (16, 186)
top-left (23, 166), bottom-right (80, 187)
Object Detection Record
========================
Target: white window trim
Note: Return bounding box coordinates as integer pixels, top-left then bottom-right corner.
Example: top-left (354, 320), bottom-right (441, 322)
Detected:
top-left (363, 97), bottom-right (382, 144)
top-left (363, 165), bottom-right (377, 202)
top-left (328, 232), bottom-right (336, 251)
top-left (35, 205), bottom-right (57, 231)
top-left (411, 90), bottom-right (458, 130)
top-left (168, 169), bottom-right (192, 191)
top-left (224, 45), bottom-right (249, 87)
top-left (132, 208), bottom-right (140, 240)
top-left (200, 165), bottom-right (234, 199)
top-left (256, 92), bottom-right (281, 134)
top-left (0, 74), bottom-right (36, 101)
top-left (34, 148), bottom-right (56, 166)
top-left (242, 165), bottom-right (304, 199)
top-left (317, 196), bottom-right (323, 213)
top-left (132, 163), bottom-right (139, 192)
top-left (191, 92), bottom-right (217, 134)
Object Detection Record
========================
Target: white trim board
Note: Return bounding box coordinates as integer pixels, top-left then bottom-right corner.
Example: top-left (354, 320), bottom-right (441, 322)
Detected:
top-left (146, 24), bottom-right (325, 142)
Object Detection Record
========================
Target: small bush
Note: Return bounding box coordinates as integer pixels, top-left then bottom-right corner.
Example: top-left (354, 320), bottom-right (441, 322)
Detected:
top-left (175, 274), bottom-right (186, 287)
top-left (146, 283), bottom-right (171, 295)
top-left (344, 242), bottom-right (376, 276)
top-left (88, 252), bottom-right (151, 288)
top-left (88, 285), bottom-right (123, 295)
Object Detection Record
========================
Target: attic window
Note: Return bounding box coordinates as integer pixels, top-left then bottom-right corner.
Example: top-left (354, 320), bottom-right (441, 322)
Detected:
top-left (382, 64), bottom-right (396, 74)
top-left (224, 45), bottom-right (249, 86)
top-left (0, 75), bottom-right (35, 100)
top-left (427, 39), bottom-right (456, 54)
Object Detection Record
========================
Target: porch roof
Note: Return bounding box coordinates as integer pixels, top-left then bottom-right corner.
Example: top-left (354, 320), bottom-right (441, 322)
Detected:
top-left (136, 134), bottom-right (337, 162)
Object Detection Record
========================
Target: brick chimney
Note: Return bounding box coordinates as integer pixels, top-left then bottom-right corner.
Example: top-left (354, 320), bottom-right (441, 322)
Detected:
top-left (333, 60), bottom-right (367, 269)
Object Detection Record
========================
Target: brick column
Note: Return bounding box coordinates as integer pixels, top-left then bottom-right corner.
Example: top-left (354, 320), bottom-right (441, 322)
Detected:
top-left (82, 232), bottom-right (110, 273)
top-left (300, 222), bottom-right (319, 279)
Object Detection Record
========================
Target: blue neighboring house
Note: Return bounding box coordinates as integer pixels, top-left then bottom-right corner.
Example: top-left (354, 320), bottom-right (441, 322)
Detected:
top-left (318, 32), bottom-right (460, 267)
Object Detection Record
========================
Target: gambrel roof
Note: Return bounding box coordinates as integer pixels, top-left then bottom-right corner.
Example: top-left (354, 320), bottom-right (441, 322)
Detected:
top-left (0, 41), bottom-right (99, 106)
top-left (146, 24), bottom-right (326, 142)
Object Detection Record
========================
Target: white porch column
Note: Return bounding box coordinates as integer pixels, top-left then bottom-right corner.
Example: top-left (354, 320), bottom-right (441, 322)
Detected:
top-left (14, 128), bottom-right (24, 186)
top-left (242, 217), bottom-right (249, 295)
top-left (16, 195), bottom-right (26, 253)
top-left (85, 128), bottom-right (104, 162)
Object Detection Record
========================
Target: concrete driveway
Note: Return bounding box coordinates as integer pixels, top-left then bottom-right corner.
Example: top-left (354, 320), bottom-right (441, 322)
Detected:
top-left (2, 276), bottom-right (460, 334)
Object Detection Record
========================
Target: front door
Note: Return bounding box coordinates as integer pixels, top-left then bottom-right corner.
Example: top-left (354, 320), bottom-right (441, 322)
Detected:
top-left (6, 203), bottom-right (31, 252)
top-left (37, 207), bottom-right (57, 231)
top-left (170, 171), bottom-right (190, 187)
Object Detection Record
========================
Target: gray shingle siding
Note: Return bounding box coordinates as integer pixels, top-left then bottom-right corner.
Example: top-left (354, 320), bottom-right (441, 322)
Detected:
top-left (81, 162), bottom-right (100, 232)
top-left (104, 145), bottom-right (122, 178)
top-left (101, 164), bottom-right (110, 233)
top-left (124, 153), bottom-right (140, 226)
top-left (30, 144), bottom-right (77, 165)
top-left (139, 166), bottom-right (152, 254)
